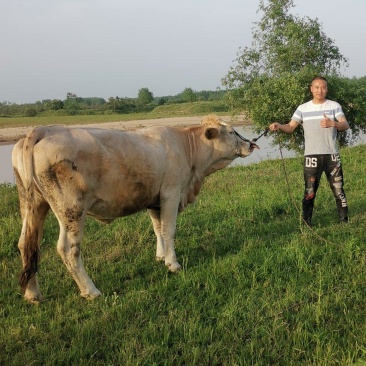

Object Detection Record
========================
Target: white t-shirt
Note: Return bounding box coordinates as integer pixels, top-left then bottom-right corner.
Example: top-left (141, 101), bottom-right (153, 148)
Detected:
top-left (291, 99), bottom-right (345, 156)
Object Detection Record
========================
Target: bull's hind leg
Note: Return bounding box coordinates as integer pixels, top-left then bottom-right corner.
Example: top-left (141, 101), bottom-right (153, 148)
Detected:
top-left (148, 208), bottom-right (165, 261)
top-left (56, 214), bottom-right (101, 300)
top-left (17, 193), bottom-right (49, 303)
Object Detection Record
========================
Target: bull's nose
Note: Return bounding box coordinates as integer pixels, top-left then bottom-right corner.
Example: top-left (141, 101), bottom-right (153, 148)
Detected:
top-left (250, 142), bottom-right (259, 151)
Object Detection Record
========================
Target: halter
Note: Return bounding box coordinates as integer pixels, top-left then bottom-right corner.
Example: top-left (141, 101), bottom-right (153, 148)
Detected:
top-left (234, 127), bottom-right (269, 143)
top-left (233, 128), bottom-right (269, 155)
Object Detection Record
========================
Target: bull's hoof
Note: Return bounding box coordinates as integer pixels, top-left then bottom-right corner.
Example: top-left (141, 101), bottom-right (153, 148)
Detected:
top-left (24, 291), bottom-right (44, 304)
top-left (25, 296), bottom-right (44, 304)
top-left (81, 289), bottom-right (102, 300)
top-left (166, 262), bottom-right (182, 273)
top-left (156, 256), bottom-right (165, 262)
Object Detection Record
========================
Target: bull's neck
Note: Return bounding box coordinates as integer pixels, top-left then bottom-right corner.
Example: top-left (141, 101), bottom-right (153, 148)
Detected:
top-left (185, 130), bottom-right (230, 176)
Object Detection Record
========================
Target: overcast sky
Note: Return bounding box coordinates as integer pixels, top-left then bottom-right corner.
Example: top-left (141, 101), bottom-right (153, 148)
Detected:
top-left (1, 0), bottom-right (365, 104)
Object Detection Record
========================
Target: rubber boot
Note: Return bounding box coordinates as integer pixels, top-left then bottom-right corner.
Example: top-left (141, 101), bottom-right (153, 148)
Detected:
top-left (337, 204), bottom-right (349, 224)
top-left (302, 198), bottom-right (314, 226)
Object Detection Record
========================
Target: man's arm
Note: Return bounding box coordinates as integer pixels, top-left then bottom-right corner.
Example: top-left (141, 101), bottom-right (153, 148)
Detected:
top-left (320, 114), bottom-right (349, 131)
top-left (269, 120), bottom-right (299, 134)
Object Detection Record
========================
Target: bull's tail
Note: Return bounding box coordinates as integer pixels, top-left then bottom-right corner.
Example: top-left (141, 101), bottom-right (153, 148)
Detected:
top-left (19, 127), bottom-right (46, 292)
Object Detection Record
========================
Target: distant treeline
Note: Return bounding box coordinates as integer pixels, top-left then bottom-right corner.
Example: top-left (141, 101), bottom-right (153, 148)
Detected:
top-left (0, 88), bottom-right (228, 118)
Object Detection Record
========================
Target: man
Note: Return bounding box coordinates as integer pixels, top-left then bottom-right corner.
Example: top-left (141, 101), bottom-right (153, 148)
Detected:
top-left (269, 76), bottom-right (349, 225)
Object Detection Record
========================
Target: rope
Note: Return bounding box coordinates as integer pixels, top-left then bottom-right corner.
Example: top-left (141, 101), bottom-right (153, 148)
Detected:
top-left (252, 128), bottom-right (269, 142)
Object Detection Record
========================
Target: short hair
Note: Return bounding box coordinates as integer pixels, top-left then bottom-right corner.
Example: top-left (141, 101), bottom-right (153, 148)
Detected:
top-left (311, 76), bottom-right (328, 85)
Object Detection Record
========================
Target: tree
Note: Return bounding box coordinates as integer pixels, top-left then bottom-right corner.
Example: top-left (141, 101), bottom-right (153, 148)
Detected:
top-left (81, 97), bottom-right (106, 109)
top-left (223, 0), bottom-right (348, 89)
top-left (158, 97), bottom-right (167, 106)
top-left (45, 99), bottom-right (64, 111)
top-left (221, 0), bottom-right (352, 150)
top-left (137, 88), bottom-right (154, 106)
top-left (182, 88), bottom-right (197, 103)
top-left (105, 96), bottom-right (136, 113)
top-left (64, 92), bottom-right (81, 111)
top-left (66, 92), bottom-right (78, 100)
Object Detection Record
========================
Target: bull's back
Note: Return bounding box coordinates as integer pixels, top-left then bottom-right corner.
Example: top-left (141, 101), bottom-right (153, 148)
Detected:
top-left (28, 127), bottom-right (178, 220)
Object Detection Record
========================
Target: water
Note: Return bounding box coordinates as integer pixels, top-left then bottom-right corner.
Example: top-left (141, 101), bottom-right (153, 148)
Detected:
top-left (1, 126), bottom-right (364, 184)
top-left (0, 144), bottom-right (15, 184)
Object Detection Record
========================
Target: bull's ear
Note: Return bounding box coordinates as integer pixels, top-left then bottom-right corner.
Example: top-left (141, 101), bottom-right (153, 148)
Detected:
top-left (205, 128), bottom-right (218, 140)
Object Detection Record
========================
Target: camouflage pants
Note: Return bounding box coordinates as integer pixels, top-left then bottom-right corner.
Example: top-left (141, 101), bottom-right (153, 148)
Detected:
top-left (302, 154), bottom-right (348, 224)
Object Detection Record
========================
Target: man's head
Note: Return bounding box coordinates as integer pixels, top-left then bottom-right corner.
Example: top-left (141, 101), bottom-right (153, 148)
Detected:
top-left (310, 76), bottom-right (328, 103)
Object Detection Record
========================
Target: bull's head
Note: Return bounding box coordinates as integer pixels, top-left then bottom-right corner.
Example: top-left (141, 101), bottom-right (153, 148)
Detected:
top-left (201, 115), bottom-right (259, 159)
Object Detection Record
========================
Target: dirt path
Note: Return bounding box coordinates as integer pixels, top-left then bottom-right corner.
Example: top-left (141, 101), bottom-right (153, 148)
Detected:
top-left (0, 115), bottom-right (248, 145)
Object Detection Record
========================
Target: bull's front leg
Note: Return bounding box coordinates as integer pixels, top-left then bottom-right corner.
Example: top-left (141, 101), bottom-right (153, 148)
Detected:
top-left (160, 201), bottom-right (182, 273)
top-left (147, 208), bottom-right (165, 262)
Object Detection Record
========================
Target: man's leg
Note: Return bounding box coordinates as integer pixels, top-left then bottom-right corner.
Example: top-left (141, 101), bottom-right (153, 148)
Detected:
top-left (302, 156), bottom-right (322, 226)
top-left (325, 154), bottom-right (348, 223)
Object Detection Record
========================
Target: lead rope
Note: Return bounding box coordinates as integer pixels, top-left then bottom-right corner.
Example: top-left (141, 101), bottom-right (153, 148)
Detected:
top-left (252, 128), bottom-right (269, 142)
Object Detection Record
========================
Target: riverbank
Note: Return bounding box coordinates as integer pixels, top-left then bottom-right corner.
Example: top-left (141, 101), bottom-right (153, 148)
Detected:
top-left (0, 115), bottom-right (248, 145)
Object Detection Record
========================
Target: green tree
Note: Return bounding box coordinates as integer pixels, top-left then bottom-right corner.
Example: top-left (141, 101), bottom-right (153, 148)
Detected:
top-left (158, 97), bottom-right (167, 106)
top-left (24, 107), bottom-right (37, 117)
top-left (182, 88), bottom-right (197, 103)
top-left (326, 75), bottom-right (366, 145)
top-left (64, 92), bottom-right (82, 112)
top-left (137, 88), bottom-right (154, 106)
top-left (221, 0), bottom-right (354, 150)
top-left (223, 0), bottom-right (348, 88)
top-left (105, 96), bottom-right (136, 113)
top-left (81, 97), bottom-right (106, 109)
top-left (66, 92), bottom-right (78, 100)
top-left (45, 99), bottom-right (64, 111)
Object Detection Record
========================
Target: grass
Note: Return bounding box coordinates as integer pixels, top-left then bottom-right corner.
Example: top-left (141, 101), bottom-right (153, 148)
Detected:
top-left (0, 101), bottom-right (231, 128)
top-left (1, 144), bottom-right (366, 365)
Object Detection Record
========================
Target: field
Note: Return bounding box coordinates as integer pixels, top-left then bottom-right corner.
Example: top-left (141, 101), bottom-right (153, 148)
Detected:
top-left (0, 101), bottom-right (243, 144)
top-left (1, 142), bottom-right (366, 364)
top-left (0, 101), bottom-right (231, 129)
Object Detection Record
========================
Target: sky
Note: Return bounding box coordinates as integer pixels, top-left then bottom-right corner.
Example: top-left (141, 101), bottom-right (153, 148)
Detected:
top-left (1, 0), bottom-right (365, 104)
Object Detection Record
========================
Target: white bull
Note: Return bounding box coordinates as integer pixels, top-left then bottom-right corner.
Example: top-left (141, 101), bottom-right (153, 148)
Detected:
top-left (12, 114), bottom-right (258, 302)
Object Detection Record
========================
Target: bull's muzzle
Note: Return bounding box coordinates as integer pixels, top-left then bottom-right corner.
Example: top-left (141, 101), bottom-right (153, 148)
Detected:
top-left (250, 141), bottom-right (259, 152)
top-left (234, 130), bottom-right (259, 156)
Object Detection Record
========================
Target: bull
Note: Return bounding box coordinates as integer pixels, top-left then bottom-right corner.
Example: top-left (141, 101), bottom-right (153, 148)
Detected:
top-left (12, 114), bottom-right (258, 302)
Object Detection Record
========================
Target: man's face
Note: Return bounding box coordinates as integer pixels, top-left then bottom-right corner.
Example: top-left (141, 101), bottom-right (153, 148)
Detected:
top-left (310, 79), bottom-right (328, 102)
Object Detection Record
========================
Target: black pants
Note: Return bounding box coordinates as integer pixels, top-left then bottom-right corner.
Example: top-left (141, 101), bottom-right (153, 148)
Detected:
top-left (302, 154), bottom-right (348, 224)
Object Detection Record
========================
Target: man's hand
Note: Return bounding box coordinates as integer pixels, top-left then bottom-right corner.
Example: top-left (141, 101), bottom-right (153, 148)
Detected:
top-left (268, 120), bottom-right (298, 134)
top-left (269, 122), bottom-right (280, 131)
top-left (320, 114), bottom-right (335, 128)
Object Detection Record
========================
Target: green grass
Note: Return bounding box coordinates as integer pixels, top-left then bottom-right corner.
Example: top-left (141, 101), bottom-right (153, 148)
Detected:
top-left (1, 145), bottom-right (366, 365)
top-left (0, 101), bottom-right (230, 128)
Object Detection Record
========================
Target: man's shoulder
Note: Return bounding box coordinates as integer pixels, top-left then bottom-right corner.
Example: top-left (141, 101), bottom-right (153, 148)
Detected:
top-left (299, 99), bottom-right (341, 111)
top-left (324, 99), bottom-right (341, 108)
top-left (297, 100), bottom-right (313, 111)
